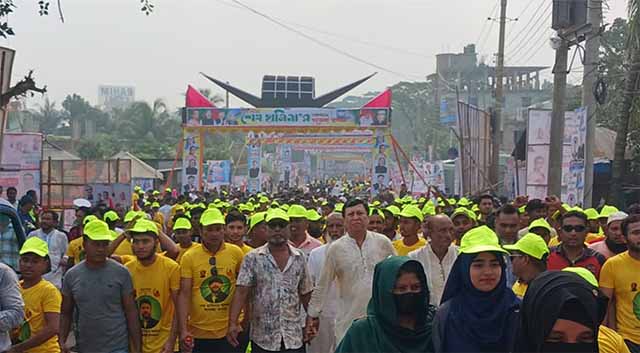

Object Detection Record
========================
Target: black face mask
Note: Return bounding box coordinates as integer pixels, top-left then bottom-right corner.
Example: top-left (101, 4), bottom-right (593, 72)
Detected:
top-left (541, 342), bottom-right (596, 353)
top-left (394, 292), bottom-right (422, 315)
top-left (605, 237), bottom-right (627, 254)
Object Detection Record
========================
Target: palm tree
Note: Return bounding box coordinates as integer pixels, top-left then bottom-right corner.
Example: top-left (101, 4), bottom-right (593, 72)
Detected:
top-left (610, 0), bottom-right (640, 206)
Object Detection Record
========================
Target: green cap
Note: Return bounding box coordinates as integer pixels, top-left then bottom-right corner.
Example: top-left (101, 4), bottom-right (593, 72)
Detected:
top-left (529, 218), bottom-right (552, 233)
top-left (83, 215), bottom-right (98, 225)
top-left (124, 210), bottom-right (140, 223)
top-left (20, 237), bottom-right (49, 257)
top-left (200, 208), bottom-right (225, 226)
top-left (165, 188), bottom-right (172, 193)
top-left (399, 205), bottom-right (424, 223)
top-left (83, 220), bottom-right (113, 241)
top-left (451, 207), bottom-right (477, 222)
top-left (518, 206), bottom-right (526, 214)
top-left (334, 203), bottom-right (344, 213)
top-left (503, 233), bottom-right (550, 260)
top-left (287, 204), bottom-right (307, 219)
top-left (422, 203), bottom-right (436, 216)
top-left (369, 208), bottom-right (385, 219)
top-left (459, 226), bottom-right (508, 255)
top-left (458, 197), bottom-right (471, 206)
top-left (103, 211), bottom-right (120, 223)
top-left (152, 190), bottom-right (160, 196)
top-left (385, 205), bottom-right (401, 217)
top-left (584, 208), bottom-right (599, 221)
top-left (266, 208), bottom-right (290, 223)
top-left (129, 219), bottom-right (159, 236)
top-left (151, 202), bottom-right (160, 208)
top-left (562, 267), bottom-right (598, 287)
top-left (371, 200), bottom-right (381, 207)
top-left (173, 217), bottom-right (192, 231)
top-left (306, 209), bottom-right (322, 222)
top-left (259, 196), bottom-right (269, 204)
top-left (599, 205), bottom-right (619, 219)
top-left (248, 212), bottom-right (267, 232)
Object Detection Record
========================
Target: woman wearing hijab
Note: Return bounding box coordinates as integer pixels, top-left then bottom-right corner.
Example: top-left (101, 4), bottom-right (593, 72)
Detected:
top-left (433, 226), bottom-right (521, 353)
top-left (335, 256), bottom-right (436, 353)
top-left (517, 268), bottom-right (629, 353)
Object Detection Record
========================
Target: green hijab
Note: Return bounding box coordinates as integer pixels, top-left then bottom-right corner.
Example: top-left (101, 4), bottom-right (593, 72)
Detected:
top-left (335, 256), bottom-right (436, 353)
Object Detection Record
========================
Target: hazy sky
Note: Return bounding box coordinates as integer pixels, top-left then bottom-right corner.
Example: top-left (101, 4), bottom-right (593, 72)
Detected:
top-left (3, 0), bottom-right (629, 111)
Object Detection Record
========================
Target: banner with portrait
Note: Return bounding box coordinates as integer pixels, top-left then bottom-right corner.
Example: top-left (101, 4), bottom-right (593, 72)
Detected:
top-left (278, 144), bottom-right (293, 188)
top-left (0, 170), bottom-right (40, 201)
top-left (183, 107), bottom-right (390, 130)
top-left (247, 143), bottom-right (262, 193)
top-left (371, 131), bottom-right (391, 197)
top-left (182, 131), bottom-right (202, 193)
top-left (204, 160), bottom-right (231, 190)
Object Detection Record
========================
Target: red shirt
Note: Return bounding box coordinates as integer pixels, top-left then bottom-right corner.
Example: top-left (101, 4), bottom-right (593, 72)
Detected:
top-left (547, 245), bottom-right (607, 279)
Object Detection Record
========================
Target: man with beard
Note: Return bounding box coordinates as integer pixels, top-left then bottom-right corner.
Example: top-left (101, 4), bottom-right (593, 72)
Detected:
top-left (589, 211), bottom-right (629, 259)
top-left (306, 199), bottom-right (396, 343)
top-left (228, 208), bottom-right (313, 353)
top-left (307, 213), bottom-right (345, 353)
top-left (126, 219), bottom-right (180, 352)
top-left (306, 209), bottom-right (325, 241)
top-left (600, 214), bottom-right (640, 353)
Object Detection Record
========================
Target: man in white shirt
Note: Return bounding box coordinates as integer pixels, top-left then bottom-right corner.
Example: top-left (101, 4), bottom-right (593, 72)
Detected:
top-left (27, 210), bottom-right (68, 289)
top-left (307, 213), bottom-right (344, 353)
top-left (408, 214), bottom-right (458, 306)
top-left (307, 199), bottom-right (396, 343)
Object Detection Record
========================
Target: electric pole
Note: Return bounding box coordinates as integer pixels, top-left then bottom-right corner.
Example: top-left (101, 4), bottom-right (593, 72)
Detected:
top-left (582, 0), bottom-right (602, 207)
top-left (548, 37), bottom-right (569, 196)
top-left (492, 0), bottom-right (507, 187)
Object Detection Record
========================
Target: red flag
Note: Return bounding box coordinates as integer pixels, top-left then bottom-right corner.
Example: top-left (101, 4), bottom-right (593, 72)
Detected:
top-left (363, 89), bottom-right (391, 108)
top-left (185, 85), bottom-right (215, 108)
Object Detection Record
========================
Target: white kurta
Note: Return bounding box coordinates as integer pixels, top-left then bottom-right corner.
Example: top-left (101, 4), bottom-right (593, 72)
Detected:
top-left (308, 231), bottom-right (396, 343)
top-left (408, 243), bottom-right (459, 306)
top-left (307, 244), bottom-right (337, 353)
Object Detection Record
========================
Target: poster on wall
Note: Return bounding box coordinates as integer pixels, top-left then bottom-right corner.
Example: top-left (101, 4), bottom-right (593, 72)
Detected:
top-left (247, 142), bottom-right (262, 193)
top-left (1, 133), bottom-right (42, 170)
top-left (181, 131), bottom-right (202, 193)
top-left (89, 183), bottom-right (131, 208)
top-left (279, 145), bottom-right (292, 188)
top-left (204, 160), bottom-right (231, 190)
top-left (0, 171), bottom-right (40, 201)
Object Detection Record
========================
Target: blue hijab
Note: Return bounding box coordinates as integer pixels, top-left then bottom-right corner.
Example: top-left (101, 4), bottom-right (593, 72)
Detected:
top-left (440, 252), bottom-right (520, 352)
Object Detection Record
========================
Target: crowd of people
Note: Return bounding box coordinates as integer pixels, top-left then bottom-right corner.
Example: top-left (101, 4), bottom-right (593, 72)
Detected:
top-left (0, 184), bottom-right (639, 353)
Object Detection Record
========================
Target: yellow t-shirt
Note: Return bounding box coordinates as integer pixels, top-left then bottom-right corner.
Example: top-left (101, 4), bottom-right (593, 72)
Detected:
top-left (114, 238), bottom-right (135, 256)
top-left (176, 243), bottom-right (198, 264)
top-left (65, 237), bottom-right (85, 265)
top-left (240, 243), bottom-right (254, 255)
top-left (16, 280), bottom-right (61, 353)
top-left (599, 251), bottom-right (640, 344)
top-left (126, 255), bottom-right (181, 353)
top-left (512, 281), bottom-right (528, 299)
top-left (393, 237), bottom-right (427, 256)
top-left (153, 213), bottom-right (165, 232)
top-left (598, 325), bottom-right (631, 353)
top-left (180, 243), bottom-right (244, 339)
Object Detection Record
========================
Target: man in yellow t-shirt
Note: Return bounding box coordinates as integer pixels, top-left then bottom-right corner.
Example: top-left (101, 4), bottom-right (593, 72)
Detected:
top-left (225, 210), bottom-right (253, 255)
top-left (178, 208), bottom-right (245, 353)
top-left (600, 214), bottom-right (640, 352)
top-left (503, 233), bottom-right (550, 299)
top-left (11, 237), bottom-right (61, 353)
top-left (126, 219), bottom-right (181, 353)
top-left (173, 217), bottom-right (197, 263)
top-left (393, 205), bottom-right (427, 256)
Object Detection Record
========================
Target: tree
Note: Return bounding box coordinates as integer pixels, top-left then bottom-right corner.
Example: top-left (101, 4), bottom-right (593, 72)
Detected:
top-left (0, 0), bottom-right (154, 37)
top-left (610, 4), bottom-right (640, 207)
top-left (31, 97), bottom-right (62, 134)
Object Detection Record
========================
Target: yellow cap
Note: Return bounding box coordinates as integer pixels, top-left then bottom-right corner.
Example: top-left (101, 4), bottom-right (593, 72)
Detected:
top-left (129, 219), bottom-right (159, 236)
top-left (259, 196), bottom-right (269, 204)
top-left (20, 237), bottom-right (49, 257)
top-left (306, 209), bottom-right (322, 222)
top-left (599, 205), bottom-right (619, 219)
top-left (110, 230), bottom-right (119, 241)
top-left (369, 208), bottom-right (385, 219)
top-left (529, 218), bottom-right (552, 233)
top-left (124, 210), bottom-right (139, 223)
top-left (458, 197), bottom-right (471, 206)
top-left (459, 226), bottom-right (508, 254)
top-left (83, 215), bottom-right (98, 225)
top-left (266, 208), bottom-right (290, 223)
top-left (134, 186), bottom-right (141, 191)
top-left (334, 203), bottom-right (344, 213)
top-left (165, 188), bottom-right (172, 193)
top-left (399, 205), bottom-right (424, 223)
top-left (152, 190), bottom-right (160, 196)
top-left (103, 211), bottom-right (120, 223)
top-left (503, 233), bottom-right (550, 260)
top-left (151, 202), bottom-right (160, 208)
top-left (83, 220), bottom-right (113, 241)
top-left (385, 205), bottom-right (401, 217)
top-left (287, 205), bottom-right (307, 219)
top-left (562, 267), bottom-right (598, 287)
top-left (200, 208), bottom-right (225, 226)
top-left (173, 217), bottom-right (192, 231)
top-left (451, 207), bottom-right (477, 222)
top-left (584, 208), bottom-right (599, 221)
top-left (249, 212), bottom-right (267, 232)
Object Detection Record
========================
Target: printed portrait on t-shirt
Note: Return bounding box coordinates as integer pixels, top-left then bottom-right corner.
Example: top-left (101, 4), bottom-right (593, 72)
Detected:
top-left (200, 275), bottom-right (231, 303)
top-left (136, 296), bottom-right (161, 330)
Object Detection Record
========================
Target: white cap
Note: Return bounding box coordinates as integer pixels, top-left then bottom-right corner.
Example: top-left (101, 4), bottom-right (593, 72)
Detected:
top-left (73, 198), bottom-right (92, 209)
top-left (608, 211), bottom-right (629, 225)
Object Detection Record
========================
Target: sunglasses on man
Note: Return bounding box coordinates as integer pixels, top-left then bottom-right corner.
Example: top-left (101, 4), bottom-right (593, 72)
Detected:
top-left (562, 225), bottom-right (586, 233)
